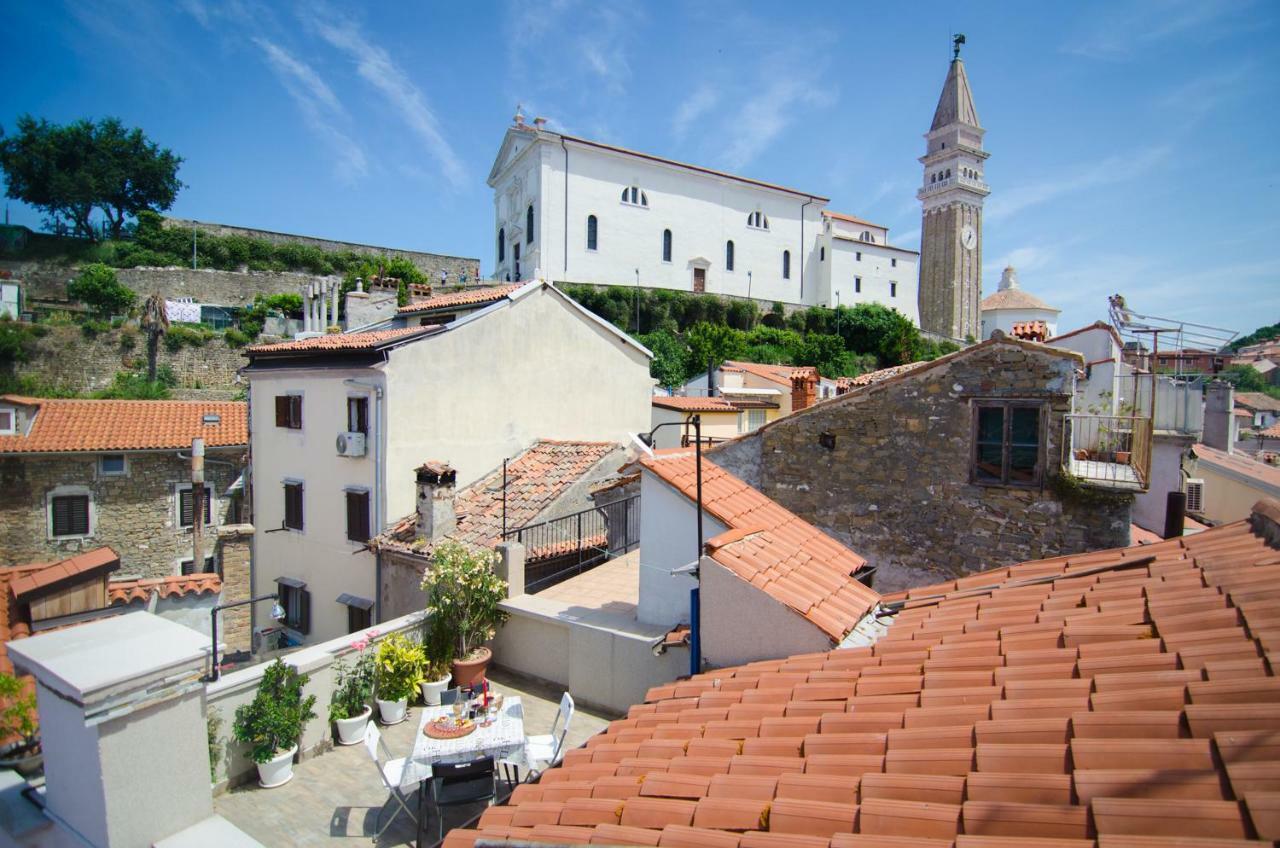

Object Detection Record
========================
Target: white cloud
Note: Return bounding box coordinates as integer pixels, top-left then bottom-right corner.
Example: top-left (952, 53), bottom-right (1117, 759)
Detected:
top-left (253, 38), bottom-right (367, 182)
top-left (985, 246), bottom-right (1051, 275)
top-left (312, 15), bottom-right (466, 189)
top-left (985, 145), bottom-right (1171, 223)
top-left (1156, 62), bottom-right (1254, 123)
top-left (722, 78), bottom-right (834, 171)
top-left (1063, 0), bottom-right (1254, 60)
top-left (672, 84), bottom-right (719, 141)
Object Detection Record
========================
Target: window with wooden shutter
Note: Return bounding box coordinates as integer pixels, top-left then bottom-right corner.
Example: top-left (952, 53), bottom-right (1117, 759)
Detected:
top-left (179, 486), bottom-right (212, 528)
top-left (345, 490), bottom-right (370, 542)
top-left (180, 556), bottom-right (216, 575)
top-left (50, 494), bottom-right (90, 537)
top-left (347, 604), bottom-right (372, 633)
top-left (275, 395), bottom-right (302, 429)
top-left (283, 482), bottom-right (304, 530)
top-left (276, 580), bottom-right (311, 634)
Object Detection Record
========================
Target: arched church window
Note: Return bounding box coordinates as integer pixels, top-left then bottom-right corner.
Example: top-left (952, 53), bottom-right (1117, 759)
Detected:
top-left (586, 215), bottom-right (598, 251)
top-left (782, 250), bottom-right (791, 280)
top-left (498, 228), bottom-right (505, 262)
top-left (622, 186), bottom-right (648, 207)
top-left (726, 240), bottom-right (735, 271)
top-left (748, 211), bottom-right (769, 230)
top-left (526, 205), bottom-right (534, 244)
top-left (662, 229), bottom-right (672, 262)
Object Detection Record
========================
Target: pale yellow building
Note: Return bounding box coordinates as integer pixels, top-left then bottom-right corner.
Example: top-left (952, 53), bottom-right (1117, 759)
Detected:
top-left (1184, 443), bottom-right (1280, 524)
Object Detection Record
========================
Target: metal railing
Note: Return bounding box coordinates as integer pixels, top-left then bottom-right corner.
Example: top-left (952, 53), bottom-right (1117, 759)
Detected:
top-left (502, 494), bottom-right (640, 593)
top-left (1062, 414), bottom-right (1153, 490)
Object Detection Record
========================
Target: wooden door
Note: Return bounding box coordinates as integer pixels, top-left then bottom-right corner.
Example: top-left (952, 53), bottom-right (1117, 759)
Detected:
top-left (693, 268), bottom-right (705, 293)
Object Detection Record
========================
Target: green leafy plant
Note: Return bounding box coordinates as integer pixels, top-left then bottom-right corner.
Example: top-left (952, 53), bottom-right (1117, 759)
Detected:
top-left (0, 672), bottom-right (37, 746)
top-left (374, 633), bottom-right (425, 703)
top-left (329, 635), bottom-right (377, 722)
top-left (164, 322), bottom-right (215, 351)
top-left (232, 660), bottom-right (317, 764)
top-left (421, 615), bottom-right (455, 681)
top-left (0, 316), bottom-right (47, 365)
top-left (207, 707), bottom-right (223, 783)
top-left (421, 541), bottom-right (509, 662)
top-left (67, 263), bottom-right (135, 316)
top-left (223, 327), bottom-right (252, 348)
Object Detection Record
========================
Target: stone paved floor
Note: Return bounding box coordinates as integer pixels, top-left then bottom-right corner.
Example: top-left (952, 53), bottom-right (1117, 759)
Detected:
top-left (215, 667), bottom-right (613, 847)
top-left (535, 550), bottom-right (638, 612)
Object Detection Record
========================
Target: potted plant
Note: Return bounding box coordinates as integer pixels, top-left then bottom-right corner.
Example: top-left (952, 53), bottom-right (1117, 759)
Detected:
top-left (419, 617), bottom-right (453, 706)
top-left (328, 633), bottom-right (376, 745)
top-left (374, 633), bottom-right (425, 725)
top-left (421, 541), bottom-right (510, 688)
top-left (232, 660), bottom-right (317, 788)
top-left (0, 673), bottom-right (40, 777)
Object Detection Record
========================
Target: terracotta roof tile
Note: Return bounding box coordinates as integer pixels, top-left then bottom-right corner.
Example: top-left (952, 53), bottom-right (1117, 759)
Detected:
top-left (721, 361), bottom-right (819, 388)
top-left (245, 325), bottom-right (440, 354)
top-left (9, 547), bottom-right (119, 599)
top-left (453, 500), bottom-right (1280, 847)
top-left (651, 396), bottom-right (752, 413)
top-left (0, 396), bottom-right (247, 454)
top-left (641, 452), bottom-right (877, 640)
top-left (396, 283), bottom-right (523, 315)
top-left (106, 573), bottom-right (222, 604)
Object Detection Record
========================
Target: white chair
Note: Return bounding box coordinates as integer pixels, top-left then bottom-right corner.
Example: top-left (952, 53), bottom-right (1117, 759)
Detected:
top-left (525, 691), bottom-right (574, 772)
top-left (363, 723), bottom-right (418, 841)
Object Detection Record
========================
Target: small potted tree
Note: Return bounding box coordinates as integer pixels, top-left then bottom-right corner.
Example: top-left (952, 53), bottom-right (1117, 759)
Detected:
top-left (232, 660), bottom-right (317, 788)
top-left (421, 541), bottom-right (509, 688)
top-left (418, 616), bottom-right (453, 706)
top-left (0, 673), bottom-right (40, 777)
top-left (328, 634), bottom-right (376, 745)
top-left (374, 633), bottom-right (425, 725)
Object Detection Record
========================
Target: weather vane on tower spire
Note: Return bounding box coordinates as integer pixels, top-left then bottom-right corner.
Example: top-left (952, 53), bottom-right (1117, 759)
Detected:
top-left (953, 33), bottom-right (966, 60)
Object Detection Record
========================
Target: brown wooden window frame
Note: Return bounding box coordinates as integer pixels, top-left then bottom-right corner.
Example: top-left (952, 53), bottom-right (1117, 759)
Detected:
top-left (347, 603), bottom-right (373, 633)
top-left (283, 482), bottom-right (304, 531)
top-left (970, 400), bottom-right (1046, 488)
top-left (345, 489), bottom-right (371, 543)
top-left (274, 394), bottom-right (303, 429)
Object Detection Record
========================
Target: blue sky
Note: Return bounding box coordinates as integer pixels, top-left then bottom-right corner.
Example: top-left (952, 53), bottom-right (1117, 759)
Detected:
top-left (2, 0), bottom-right (1277, 336)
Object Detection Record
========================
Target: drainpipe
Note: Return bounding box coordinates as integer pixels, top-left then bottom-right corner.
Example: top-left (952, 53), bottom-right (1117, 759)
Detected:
top-left (561, 138), bottom-right (569, 276)
top-left (345, 376), bottom-right (385, 622)
top-left (800, 197), bottom-right (816, 301)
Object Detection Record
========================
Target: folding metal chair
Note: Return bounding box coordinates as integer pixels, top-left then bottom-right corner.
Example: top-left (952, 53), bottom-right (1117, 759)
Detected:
top-left (504, 690), bottom-right (574, 784)
top-left (363, 723), bottom-right (418, 841)
top-left (428, 756), bottom-right (496, 842)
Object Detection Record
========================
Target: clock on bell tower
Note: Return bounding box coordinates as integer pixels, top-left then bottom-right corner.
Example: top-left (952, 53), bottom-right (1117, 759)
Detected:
top-left (918, 35), bottom-right (990, 342)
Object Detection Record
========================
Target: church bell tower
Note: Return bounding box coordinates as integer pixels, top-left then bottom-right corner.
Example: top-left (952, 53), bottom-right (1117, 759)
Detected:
top-left (918, 35), bottom-right (989, 341)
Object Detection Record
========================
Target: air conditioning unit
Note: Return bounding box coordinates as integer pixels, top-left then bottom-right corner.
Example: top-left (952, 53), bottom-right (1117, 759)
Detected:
top-left (336, 431), bottom-right (367, 457)
top-left (1185, 478), bottom-right (1204, 514)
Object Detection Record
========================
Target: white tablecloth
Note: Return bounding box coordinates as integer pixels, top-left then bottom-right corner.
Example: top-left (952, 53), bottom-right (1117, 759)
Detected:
top-left (400, 696), bottom-right (526, 789)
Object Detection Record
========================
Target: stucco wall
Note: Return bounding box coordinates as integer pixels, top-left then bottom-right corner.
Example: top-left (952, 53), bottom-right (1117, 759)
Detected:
top-left (1134, 434), bottom-right (1195, 533)
top-left (700, 557), bottom-right (832, 669)
top-left (0, 449), bottom-right (240, 577)
top-left (649, 406), bottom-right (744, 449)
top-left (1185, 454), bottom-right (1280, 525)
top-left (708, 342), bottom-right (1131, 591)
top-left (821, 237), bottom-right (919, 324)
top-left (637, 471), bottom-right (728, 625)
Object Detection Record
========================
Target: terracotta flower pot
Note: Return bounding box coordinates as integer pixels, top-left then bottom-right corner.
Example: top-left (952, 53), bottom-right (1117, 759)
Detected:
top-left (451, 646), bottom-right (492, 689)
top-left (1115, 450), bottom-right (1132, 464)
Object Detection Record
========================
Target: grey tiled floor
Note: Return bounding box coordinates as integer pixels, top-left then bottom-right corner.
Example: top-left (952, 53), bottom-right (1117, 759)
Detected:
top-left (215, 667), bottom-right (612, 847)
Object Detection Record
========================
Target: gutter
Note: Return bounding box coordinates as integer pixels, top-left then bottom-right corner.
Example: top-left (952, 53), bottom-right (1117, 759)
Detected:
top-left (562, 137), bottom-right (569, 275)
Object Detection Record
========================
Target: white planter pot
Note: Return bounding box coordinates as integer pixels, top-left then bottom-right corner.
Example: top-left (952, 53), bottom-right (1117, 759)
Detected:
top-left (419, 673), bottom-right (452, 706)
top-left (334, 705), bottom-right (372, 746)
top-left (256, 745), bottom-right (297, 789)
top-left (376, 697), bottom-right (408, 725)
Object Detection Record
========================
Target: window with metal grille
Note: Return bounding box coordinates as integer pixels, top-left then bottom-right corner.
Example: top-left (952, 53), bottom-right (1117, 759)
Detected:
top-left (345, 490), bottom-right (370, 542)
top-left (283, 482), bottom-right (304, 531)
top-left (179, 486), bottom-right (212, 528)
top-left (274, 394), bottom-right (302, 429)
top-left (1185, 479), bottom-right (1205, 513)
top-left (50, 494), bottom-right (90, 537)
top-left (973, 401), bottom-right (1044, 487)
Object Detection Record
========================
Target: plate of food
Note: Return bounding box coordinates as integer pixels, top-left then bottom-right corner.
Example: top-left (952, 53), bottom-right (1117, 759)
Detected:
top-left (424, 715), bottom-right (477, 740)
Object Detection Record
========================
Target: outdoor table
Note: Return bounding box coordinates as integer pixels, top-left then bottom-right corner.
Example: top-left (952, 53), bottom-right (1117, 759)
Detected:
top-left (400, 694), bottom-right (526, 789)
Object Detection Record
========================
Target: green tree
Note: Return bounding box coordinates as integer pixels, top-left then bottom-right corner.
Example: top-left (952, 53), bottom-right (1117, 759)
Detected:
top-left (838, 303), bottom-right (920, 366)
top-left (639, 329), bottom-right (689, 389)
top-left (685, 321), bottom-right (745, 375)
top-left (1223, 364), bottom-right (1270, 393)
top-left (139, 293), bottom-right (169, 383)
top-left (67, 263), bottom-right (135, 316)
top-left (794, 333), bottom-right (855, 378)
top-left (1225, 321), bottom-right (1280, 353)
top-left (0, 116), bottom-right (183, 240)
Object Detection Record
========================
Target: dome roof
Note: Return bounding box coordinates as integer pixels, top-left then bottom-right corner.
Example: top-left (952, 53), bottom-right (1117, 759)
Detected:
top-left (980, 266), bottom-right (1060, 313)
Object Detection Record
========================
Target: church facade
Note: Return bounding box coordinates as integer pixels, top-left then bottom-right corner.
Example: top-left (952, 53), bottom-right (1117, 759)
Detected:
top-left (917, 46), bottom-right (990, 342)
top-left (486, 117), bottom-right (918, 320)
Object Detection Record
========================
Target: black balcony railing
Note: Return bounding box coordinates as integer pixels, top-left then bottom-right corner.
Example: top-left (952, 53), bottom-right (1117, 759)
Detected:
top-left (501, 494), bottom-right (640, 593)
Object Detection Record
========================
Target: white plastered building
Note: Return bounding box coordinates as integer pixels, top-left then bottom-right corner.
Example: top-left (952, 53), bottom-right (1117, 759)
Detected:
top-left (486, 114), bottom-right (918, 317)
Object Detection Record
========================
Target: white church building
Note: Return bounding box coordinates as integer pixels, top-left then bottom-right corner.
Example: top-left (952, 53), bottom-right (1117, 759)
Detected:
top-left (486, 113), bottom-right (918, 321)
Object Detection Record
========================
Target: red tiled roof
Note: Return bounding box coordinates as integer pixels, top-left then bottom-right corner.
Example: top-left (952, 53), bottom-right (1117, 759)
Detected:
top-left (822, 210), bottom-right (887, 230)
top-left (373, 440), bottom-right (619, 558)
top-left (107, 573), bottom-right (222, 604)
top-left (245, 325), bottom-right (439, 354)
top-left (1130, 524), bottom-right (1162, 545)
top-left (1262, 423), bottom-right (1280, 439)
top-left (1236, 393), bottom-right (1280, 413)
top-left (0, 397), bottom-right (247, 454)
top-left (449, 500), bottom-right (1280, 847)
top-left (652, 397), bottom-right (741, 413)
top-left (1193, 443), bottom-right (1280, 491)
top-left (0, 563), bottom-right (51, 676)
top-left (9, 547), bottom-right (119, 600)
top-left (1012, 320), bottom-right (1050, 341)
top-left (836, 362), bottom-right (929, 391)
top-left (397, 284), bottom-right (523, 315)
top-left (722, 361), bottom-right (819, 388)
top-left (639, 453), bottom-right (877, 640)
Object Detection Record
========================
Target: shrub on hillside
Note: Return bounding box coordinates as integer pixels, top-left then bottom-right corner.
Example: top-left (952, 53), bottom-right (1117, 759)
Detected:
top-left (67, 263), bottom-right (136, 317)
top-left (0, 317), bottom-right (48, 364)
top-left (164, 322), bottom-right (216, 351)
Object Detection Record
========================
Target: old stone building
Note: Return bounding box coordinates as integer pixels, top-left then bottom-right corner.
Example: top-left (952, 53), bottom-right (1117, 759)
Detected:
top-left (0, 396), bottom-right (247, 579)
top-left (708, 334), bottom-right (1132, 590)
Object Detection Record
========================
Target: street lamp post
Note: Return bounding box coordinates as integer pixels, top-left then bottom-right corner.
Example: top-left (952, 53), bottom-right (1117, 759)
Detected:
top-left (641, 414), bottom-right (703, 675)
top-left (208, 593), bottom-right (285, 681)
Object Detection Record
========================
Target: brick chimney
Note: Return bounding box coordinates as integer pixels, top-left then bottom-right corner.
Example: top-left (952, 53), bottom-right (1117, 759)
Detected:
top-left (1203, 380), bottom-right (1235, 454)
top-left (416, 461), bottom-right (457, 543)
top-left (790, 371), bottom-right (818, 412)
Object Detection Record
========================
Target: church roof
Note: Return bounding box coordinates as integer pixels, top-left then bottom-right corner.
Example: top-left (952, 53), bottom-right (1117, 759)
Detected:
top-left (981, 288), bottom-right (1058, 312)
top-left (931, 58), bottom-right (981, 131)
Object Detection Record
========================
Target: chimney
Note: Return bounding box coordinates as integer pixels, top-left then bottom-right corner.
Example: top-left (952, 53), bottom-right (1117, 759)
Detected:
top-left (416, 461), bottom-right (457, 542)
top-left (791, 371), bottom-right (818, 413)
top-left (533, 116), bottom-right (548, 130)
top-left (707, 358), bottom-right (716, 397)
top-left (1203, 380), bottom-right (1235, 453)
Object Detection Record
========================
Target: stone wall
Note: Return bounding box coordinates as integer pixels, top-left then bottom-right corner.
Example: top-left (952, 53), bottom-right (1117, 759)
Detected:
top-left (708, 340), bottom-right (1131, 591)
top-left (163, 216), bottom-right (480, 281)
top-left (7, 323), bottom-right (254, 399)
top-left (216, 524), bottom-right (253, 655)
top-left (0, 449), bottom-right (242, 579)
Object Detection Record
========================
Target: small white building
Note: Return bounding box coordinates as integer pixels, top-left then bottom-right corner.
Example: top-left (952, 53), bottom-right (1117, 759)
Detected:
top-left (243, 281), bottom-right (652, 643)
top-left (980, 266), bottom-right (1060, 341)
top-left (487, 113), bottom-right (918, 315)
